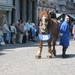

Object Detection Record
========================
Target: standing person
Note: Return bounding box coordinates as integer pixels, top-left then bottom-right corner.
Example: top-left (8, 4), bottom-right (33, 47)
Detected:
top-left (50, 11), bottom-right (56, 19)
top-left (18, 21), bottom-right (25, 44)
top-left (35, 23), bottom-right (39, 36)
top-left (10, 23), bottom-right (17, 44)
top-left (15, 20), bottom-right (21, 43)
top-left (2, 21), bottom-right (10, 44)
top-left (24, 22), bottom-right (29, 42)
top-left (26, 20), bottom-right (32, 41)
top-left (32, 25), bottom-right (37, 42)
top-left (59, 15), bottom-right (70, 58)
top-left (72, 22), bottom-right (75, 40)
top-left (26, 20), bottom-right (31, 31)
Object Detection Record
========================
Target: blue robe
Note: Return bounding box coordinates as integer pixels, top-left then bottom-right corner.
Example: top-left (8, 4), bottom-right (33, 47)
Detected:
top-left (59, 21), bottom-right (70, 47)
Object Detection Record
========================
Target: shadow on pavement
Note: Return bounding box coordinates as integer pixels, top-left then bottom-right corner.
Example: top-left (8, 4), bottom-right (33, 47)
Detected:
top-left (0, 35), bottom-right (74, 56)
top-left (0, 35), bottom-right (73, 50)
top-left (56, 54), bottom-right (75, 59)
top-left (0, 53), bottom-right (6, 56)
top-left (0, 41), bottom-right (40, 56)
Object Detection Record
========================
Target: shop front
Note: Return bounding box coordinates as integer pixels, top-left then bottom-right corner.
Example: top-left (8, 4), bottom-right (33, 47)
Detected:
top-left (0, 0), bottom-right (12, 27)
top-left (0, 0), bottom-right (12, 36)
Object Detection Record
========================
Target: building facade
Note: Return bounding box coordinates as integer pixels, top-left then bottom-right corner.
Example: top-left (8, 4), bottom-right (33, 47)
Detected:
top-left (0, 0), bottom-right (37, 35)
top-left (56, 0), bottom-right (75, 22)
top-left (0, 0), bottom-right (74, 27)
top-left (37, 0), bottom-right (58, 19)
top-left (0, 0), bottom-right (12, 29)
top-left (56, 0), bottom-right (75, 14)
top-left (12, 0), bottom-right (37, 23)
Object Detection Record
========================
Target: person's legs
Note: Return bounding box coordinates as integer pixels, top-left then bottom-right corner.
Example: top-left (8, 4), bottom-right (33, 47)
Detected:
top-left (62, 46), bottom-right (69, 58)
top-left (4, 33), bottom-right (9, 44)
top-left (16, 33), bottom-right (19, 43)
top-left (3, 33), bottom-right (7, 43)
top-left (19, 34), bottom-right (23, 44)
top-left (11, 32), bottom-right (14, 44)
top-left (26, 35), bottom-right (28, 42)
top-left (28, 31), bottom-right (30, 41)
top-left (12, 34), bottom-right (16, 44)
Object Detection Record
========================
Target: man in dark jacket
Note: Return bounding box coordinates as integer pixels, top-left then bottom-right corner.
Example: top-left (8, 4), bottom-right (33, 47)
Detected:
top-left (59, 15), bottom-right (70, 58)
top-left (50, 12), bottom-right (56, 19)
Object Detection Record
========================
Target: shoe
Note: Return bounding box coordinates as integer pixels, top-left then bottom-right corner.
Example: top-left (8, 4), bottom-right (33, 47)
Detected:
top-left (62, 54), bottom-right (69, 58)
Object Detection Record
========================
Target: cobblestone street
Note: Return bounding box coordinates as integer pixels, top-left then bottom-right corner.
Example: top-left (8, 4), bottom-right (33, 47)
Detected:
top-left (0, 36), bottom-right (75, 75)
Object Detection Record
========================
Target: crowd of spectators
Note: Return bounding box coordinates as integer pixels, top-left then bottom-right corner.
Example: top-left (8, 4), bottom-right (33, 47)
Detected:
top-left (0, 20), bottom-right (39, 46)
